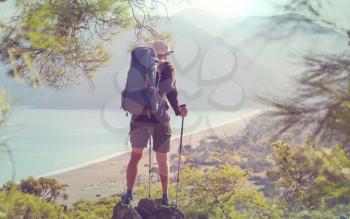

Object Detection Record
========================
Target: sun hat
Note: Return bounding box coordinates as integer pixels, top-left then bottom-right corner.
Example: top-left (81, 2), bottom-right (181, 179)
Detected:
top-left (152, 40), bottom-right (174, 56)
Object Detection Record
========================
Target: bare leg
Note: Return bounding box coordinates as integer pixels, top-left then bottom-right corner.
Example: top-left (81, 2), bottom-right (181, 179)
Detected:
top-left (126, 148), bottom-right (143, 191)
top-left (156, 152), bottom-right (169, 194)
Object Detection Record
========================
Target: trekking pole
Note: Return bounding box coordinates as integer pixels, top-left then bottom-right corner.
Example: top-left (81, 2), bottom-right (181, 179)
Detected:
top-left (148, 137), bottom-right (152, 199)
top-left (175, 104), bottom-right (186, 207)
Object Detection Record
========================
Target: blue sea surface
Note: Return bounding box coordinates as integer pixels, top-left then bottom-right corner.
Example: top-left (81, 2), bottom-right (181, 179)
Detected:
top-left (0, 107), bottom-right (259, 184)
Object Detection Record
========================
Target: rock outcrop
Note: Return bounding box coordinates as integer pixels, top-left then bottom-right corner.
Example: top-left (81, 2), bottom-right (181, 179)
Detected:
top-left (112, 199), bottom-right (184, 219)
top-left (112, 202), bottom-right (142, 219)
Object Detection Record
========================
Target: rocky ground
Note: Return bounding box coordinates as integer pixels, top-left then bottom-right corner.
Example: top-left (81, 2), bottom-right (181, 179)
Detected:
top-left (112, 199), bottom-right (184, 219)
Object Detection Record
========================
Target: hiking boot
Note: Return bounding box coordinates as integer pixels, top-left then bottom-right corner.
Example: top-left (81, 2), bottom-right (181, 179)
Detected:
top-left (120, 194), bottom-right (133, 207)
top-left (160, 198), bottom-right (171, 208)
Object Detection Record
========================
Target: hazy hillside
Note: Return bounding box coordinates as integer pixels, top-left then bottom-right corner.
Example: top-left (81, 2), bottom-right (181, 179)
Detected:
top-left (157, 16), bottom-right (279, 110)
top-left (177, 9), bottom-right (348, 86)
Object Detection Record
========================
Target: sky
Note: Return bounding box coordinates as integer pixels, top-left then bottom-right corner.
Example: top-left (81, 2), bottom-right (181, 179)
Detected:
top-left (165, 0), bottom-right (350, 30)
top-left (0, 1), bottom-right (14, 20)
top-left (166, 0), bottom-right (287, 17)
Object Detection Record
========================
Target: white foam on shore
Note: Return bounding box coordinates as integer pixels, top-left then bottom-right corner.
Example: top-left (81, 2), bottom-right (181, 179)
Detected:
top-left (38, 109), bottom-right (263, 178)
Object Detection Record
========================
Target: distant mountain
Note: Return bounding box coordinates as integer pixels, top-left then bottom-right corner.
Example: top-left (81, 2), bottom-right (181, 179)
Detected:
top-left (1, 9), bottom-right (347, 110)
top-left (176, 9), bottom-right (338, 39)
top-left (175, 9), bottom-right (348, 86)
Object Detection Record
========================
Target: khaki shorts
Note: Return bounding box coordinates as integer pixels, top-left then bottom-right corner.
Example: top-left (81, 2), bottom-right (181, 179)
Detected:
top-left (129, 120), bottom-right (172, 153)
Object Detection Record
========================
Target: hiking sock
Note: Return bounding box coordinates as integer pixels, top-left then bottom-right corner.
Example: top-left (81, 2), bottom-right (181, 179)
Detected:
top-left (161, 193), bottom-right (171, 207)
top-left (126, 189), bottom-right (133, 199)
top-left (121, 189), bottom-right (134, 206)
top-left (162, 193), bottom-right (169, 201)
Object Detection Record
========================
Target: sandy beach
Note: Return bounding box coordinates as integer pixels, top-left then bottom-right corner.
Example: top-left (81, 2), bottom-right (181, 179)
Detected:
top-left (51, 113), bottom-right (259, 205)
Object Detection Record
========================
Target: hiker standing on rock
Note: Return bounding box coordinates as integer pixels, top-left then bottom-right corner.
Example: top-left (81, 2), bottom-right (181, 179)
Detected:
top-left (121, 40), bottom-right (188, 207)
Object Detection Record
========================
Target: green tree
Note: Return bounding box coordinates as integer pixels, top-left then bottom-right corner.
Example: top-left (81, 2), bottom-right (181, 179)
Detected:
top-left (0, 188), bottom-right (65, 219)
top-left (1, 177), bottom-right (68, 203)
top-left (0, 0), bottom-right (173, 88)
top-left (136, 165), bottom-right (283, 219)
top-left (310, 145), bottom-right (350, 204)
top-left (0, 186), bottom-right (120, 219)
top-left (0, 0), bottom-right (130, 88)
top-left (68, 196), bottom-right (120, 219)
top-left (261, 1), bottom-right (350, 150)
top-left (180, 165), bottom-right (282, 219)
top-left (267, 141), bottom-right (323, 210)
top-left (260, 0), bottom-right (350, 215)
top-left (267, 141), bottom-right (350, 212)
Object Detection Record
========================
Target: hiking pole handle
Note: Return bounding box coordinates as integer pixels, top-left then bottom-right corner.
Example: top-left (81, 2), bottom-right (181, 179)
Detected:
top-left (178, 104), bottom-right (186, 154)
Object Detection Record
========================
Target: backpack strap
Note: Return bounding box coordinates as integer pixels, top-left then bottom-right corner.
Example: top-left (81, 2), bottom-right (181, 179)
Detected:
top-left (156, 63), bottom-right (162, 88)
top-left (145, 73), bottom-right (151, 88)
top-left (156, 63), bottom-right (167, 116)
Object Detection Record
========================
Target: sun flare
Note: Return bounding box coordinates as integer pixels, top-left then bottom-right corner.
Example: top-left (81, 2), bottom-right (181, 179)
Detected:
top-left (191, 0), bottom-right (255, 17)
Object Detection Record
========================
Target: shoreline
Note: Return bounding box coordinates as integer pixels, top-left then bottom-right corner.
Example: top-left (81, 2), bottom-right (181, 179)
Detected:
top-left (39, 109), bottom-right (262, 179)
top-left (36, 151), bottom-right (128, 179)
top-left (50, 110), bottom-right (262, 205)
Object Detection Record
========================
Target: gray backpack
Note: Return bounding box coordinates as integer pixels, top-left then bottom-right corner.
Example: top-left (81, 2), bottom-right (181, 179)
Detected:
top-left (121, 47), bottom-right (161, 115)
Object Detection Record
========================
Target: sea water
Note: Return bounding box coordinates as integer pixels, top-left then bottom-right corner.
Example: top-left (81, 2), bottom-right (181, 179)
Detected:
top-left (0, 107), bottom-right (260, 184)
